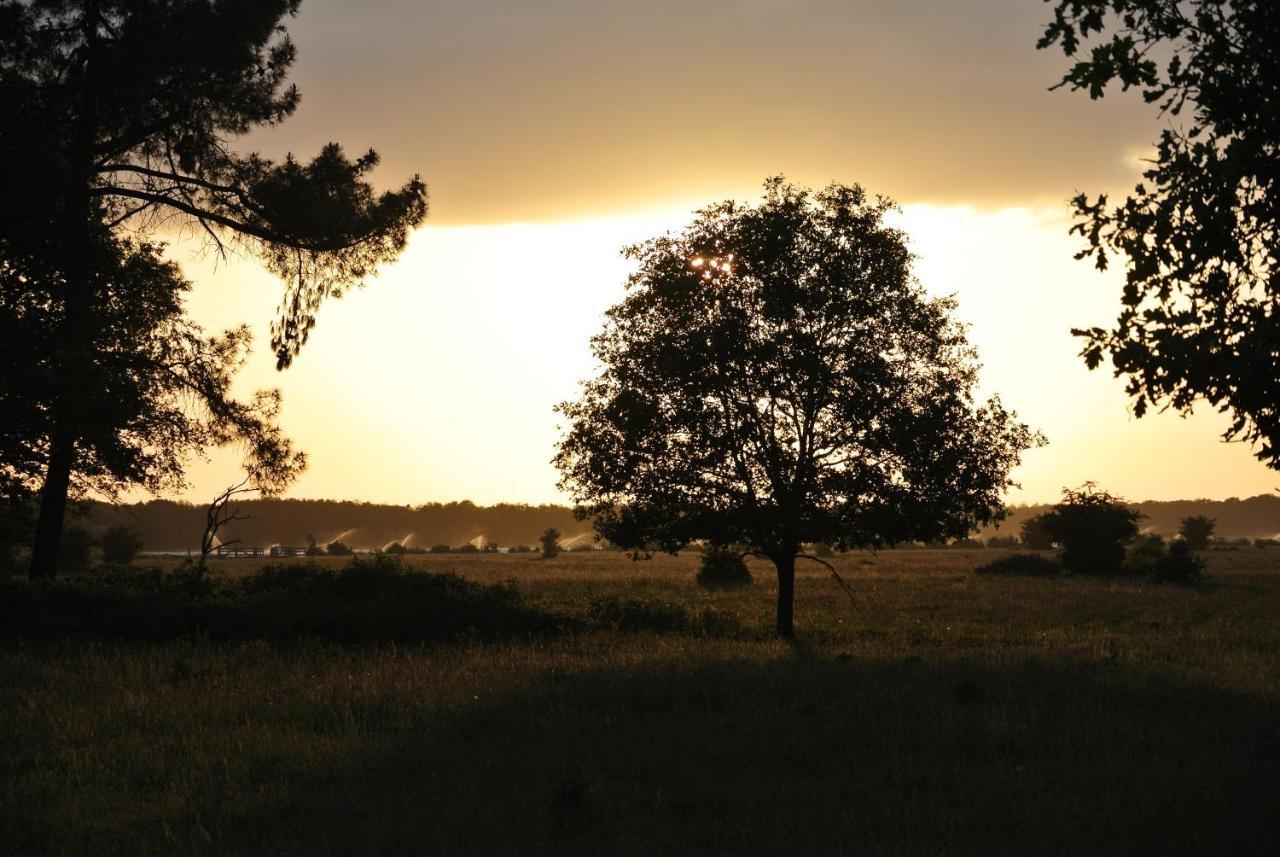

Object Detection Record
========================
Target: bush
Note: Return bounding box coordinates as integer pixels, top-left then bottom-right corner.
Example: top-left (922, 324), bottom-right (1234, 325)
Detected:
top-left (1124, 534), bottom-right (1167, 576)
top-left (1020, 514), bottom-right (1055, 550)
top-left (1039, 483), bottom-right (1141, 575)
top-left (508, 545), bottom-right (532, 553)
top-left (60, 526), bottom-right (95, 572)
top-left (975, 553), bottom-right (1062, 577)
top-left (429, 544), bottom-right (452, 554)
top-left (1179, 515), bottom-right (1216, 551)
top-left (455, 544), bottom-right (479, 554)
top-left (986, 535), bottom-right (1020, 549)
top-left (326, 540), bottom-right (353, 556)
top-left (1152, 540), bottom-right (1206, 585)
top-left (1254, 538), bottom-right (1279, 549)
top-left (952, 537), bottom-right (985, 549)
top-left (1, 554), bottom-right (571, 643)
top-left (385, 542), bottom-right (408, 554)
top-left (696, 545), bottom-right (752, 587)
top-left (539, 528), bottom-right (561, 560)
top-left (100, 525), bottom-right (144, 564)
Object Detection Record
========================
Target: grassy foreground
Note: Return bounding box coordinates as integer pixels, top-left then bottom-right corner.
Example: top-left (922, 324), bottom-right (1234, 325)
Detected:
top-left (2, 549), bottom-right (1278, 856)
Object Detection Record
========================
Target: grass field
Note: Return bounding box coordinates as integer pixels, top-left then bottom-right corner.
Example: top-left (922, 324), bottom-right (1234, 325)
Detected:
top-left (2, 548), bottom-right (1278, 855)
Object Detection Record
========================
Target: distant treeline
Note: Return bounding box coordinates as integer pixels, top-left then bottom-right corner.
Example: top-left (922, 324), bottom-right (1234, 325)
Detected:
top-left (77, 494), bottom-right (1280, 552)
top-left (80, 500), bottom-right (593, 552)
top-left (976, 495), bottom-right (1280, 542)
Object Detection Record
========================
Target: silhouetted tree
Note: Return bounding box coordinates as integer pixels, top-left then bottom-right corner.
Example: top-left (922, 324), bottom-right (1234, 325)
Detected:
top-left (100, 524), bottom-right (143, 564)
top-left (1, 1), bottom-right (427, 578)
top-left (1039, 2), bottom-right (1280, 468)
top-left (199, 479), bottom-right (254, 573)
top-left (1039, 483), bottom-right (1142, 575)
top-left (555, 178), bottom-right (1040, 637)
top-left (1179, 515), bottom-right (1216, 551)
top-left (539, 528), bottom-right (562, 560)
top-left (325, 540), bottom-right (352, 556)
top-left (2, 235), bottom-right (304, 578)
top-left (1020, 513), bottom-right (1056, 550)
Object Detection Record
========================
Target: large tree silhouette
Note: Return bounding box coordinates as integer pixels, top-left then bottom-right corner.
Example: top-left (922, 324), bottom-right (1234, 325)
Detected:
top-left (0, 0), bottom-right (427, 576)
top-left (555, 179), bottom-right (1039, 637)
top-left (1039, 1), bottom-right (1280, 467)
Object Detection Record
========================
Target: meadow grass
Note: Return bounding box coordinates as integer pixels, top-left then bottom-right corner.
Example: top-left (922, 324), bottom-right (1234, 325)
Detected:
top-left (2, 549), bottom-right (1278, 855)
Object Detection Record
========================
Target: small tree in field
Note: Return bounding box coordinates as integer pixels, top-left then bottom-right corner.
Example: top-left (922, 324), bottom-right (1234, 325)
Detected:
top-left (1039, 483), bottom-right (1141, 575)
top-left (555, 178), bottom-right (1040, 637)
top-left (1179, 515), bottom-right (1216, 551)
top-left (100, 525), bottom-right (143, 564)
top-left (539, 528), bottom-right (562, 560)
top-left (1020, 513), bottom-right (1056, 550)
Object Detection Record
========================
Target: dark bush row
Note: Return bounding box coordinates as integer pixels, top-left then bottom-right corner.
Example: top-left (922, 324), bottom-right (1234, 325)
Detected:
top-left (0, 555), bottom-right (572, 643)
top-left (975, 538), bottom-right (1205, 585)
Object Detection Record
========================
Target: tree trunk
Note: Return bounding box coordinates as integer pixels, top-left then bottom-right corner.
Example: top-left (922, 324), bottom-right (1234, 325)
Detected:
top-left (28, 435), bottom-right (75, 579)
top-left (29, 2), bottom-right (99, 580)
top-left (774, 553), bottom-right (796, 639)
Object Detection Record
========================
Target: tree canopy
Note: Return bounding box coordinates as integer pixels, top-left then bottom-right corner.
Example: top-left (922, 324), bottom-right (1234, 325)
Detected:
top-left (0, 0), bottom-right (426, 576)
top-left (1039, 1), bottom-right (1280, 467)
top-left (555, 178), bottom-right (1040, 636)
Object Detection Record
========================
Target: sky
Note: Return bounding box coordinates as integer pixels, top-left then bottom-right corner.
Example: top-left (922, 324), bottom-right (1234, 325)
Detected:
top-left (163, 0), bottom-right (1279, 507)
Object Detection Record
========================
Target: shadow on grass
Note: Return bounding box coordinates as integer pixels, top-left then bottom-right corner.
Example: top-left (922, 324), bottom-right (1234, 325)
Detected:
top-left (26, 647), bottom-right (1274, 857)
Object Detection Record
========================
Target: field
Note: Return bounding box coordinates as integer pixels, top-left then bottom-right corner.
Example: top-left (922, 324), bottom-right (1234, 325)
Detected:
top-left (2, 548), bottom-right (1278, 856)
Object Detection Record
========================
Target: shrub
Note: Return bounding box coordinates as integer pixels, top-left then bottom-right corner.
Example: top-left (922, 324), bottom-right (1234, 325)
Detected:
top-left (1152, 540), bottom-right (1206, 585)
top-left (455, 544), bottom-right (479, 554)
top-left (696, 545), bottom-right (752, 587)
top-left (1039, 483), bottom-right (1141, 575)
top-left (60, 526), bottom-right (95, 572)
top-left (986, 535), bottom-right (1020, 549)
top-left (975, 553), bottom-right (1062, 577)
top-left (429, 544), bottom-right (452, 554)
top-left (99, 525), bottom-right (144, 564)
top-left (385, 542), bottom-right (408, 554)
top-left (539, 528), bottom-right (561, 560)
top-left (1020, 514), bottom-right (1055, 550)
top-left (1254, 538), bottom-right (1279, 549)
top-left (326, 540), bottom-right (353, 556)
top-left (1124, 534), bottom-right (1168, 576)
top-left (1178, 515), bottom-right (1216, 551)
top-left (508, 545), bottom-right (532, 553)
top-left (952, 537), bottom-right (985, 549)
top-left (1, 554), bottom-right (571, 643)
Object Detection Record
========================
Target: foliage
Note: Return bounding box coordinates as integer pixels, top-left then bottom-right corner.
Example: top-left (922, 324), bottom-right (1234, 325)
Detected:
top-left (986, 535), bottom-right (1020, 549)
top-left (539, 528), bottom-right (562, 560)
top-left (1039, 483), bottom-right (1142, 575)
top-left (429, 544), bottom-right (452, 554)
top-left (325, 540), bottom-right (352, 556)
top-left (1178, 515), bottom-right (1216, 551)
top-left (1039, 1), bottom-right (1280, 467)
top-left (59, 526), bottom-right (94, 572)
top-left (456, 544), bottom-right (479, 554)
top-left (1153, 540), bottom-right (1208, 585)
top-left (0, 555), bottom-right (567, 643)
top-left (952, 538), bottom-right (985, 549)
top-left (1124, 533), bottom-right (1168, 576)
top-left (1, 0), bottom-right (426, 576)
top-left (99, 525), bottom-right (143, 565)
top-left (974, 553), bottom-right (1062, 577)
top-left (1020, 514), bottom-right (1056, 550)
top-left (555, 178), bottom-right (1039, 635)
top-left (696, 545), bottom-right (752, 588)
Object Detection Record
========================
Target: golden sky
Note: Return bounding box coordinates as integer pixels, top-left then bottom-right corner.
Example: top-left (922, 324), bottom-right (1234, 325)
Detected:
top-left (163, 0), bottom-right (1278, 506)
